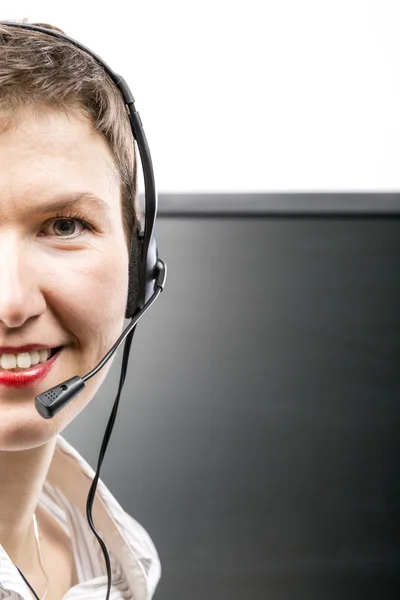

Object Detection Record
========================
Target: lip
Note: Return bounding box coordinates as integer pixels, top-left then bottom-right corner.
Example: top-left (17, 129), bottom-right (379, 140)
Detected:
top-left (0, 348), bottom-right (62, 389)
top-left (0, 344), bottom-right (56, 354)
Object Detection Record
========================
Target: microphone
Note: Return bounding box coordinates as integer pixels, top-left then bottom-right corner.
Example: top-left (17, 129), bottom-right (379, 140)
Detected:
top-left (35, 259), bottom-right (167, 419)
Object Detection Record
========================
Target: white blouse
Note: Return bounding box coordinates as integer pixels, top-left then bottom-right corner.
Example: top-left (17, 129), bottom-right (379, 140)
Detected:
top-left (0, 436), bottom-right (161, 600)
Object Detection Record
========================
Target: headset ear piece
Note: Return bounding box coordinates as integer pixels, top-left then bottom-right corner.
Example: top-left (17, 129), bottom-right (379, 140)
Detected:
top-left (125, 230), bottom-right (142, 319)
top-left (125, 227), bottom-right (160, 320)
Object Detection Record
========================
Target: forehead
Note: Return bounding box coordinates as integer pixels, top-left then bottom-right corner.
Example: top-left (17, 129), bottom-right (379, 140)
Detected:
top-left (0, 106), bottom-right (120, 216)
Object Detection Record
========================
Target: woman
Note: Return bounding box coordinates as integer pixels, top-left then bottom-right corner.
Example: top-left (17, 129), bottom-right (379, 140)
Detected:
top-left (0, 21), bottom-right (161, 600)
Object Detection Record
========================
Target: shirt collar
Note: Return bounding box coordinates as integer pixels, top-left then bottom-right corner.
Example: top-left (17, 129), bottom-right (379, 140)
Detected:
top-left (46, 435), bottom-right (161, 600)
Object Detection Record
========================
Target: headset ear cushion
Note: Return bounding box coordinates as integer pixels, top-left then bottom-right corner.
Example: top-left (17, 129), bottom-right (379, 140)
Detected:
top-left (125, 231), bottom-right (142, 319)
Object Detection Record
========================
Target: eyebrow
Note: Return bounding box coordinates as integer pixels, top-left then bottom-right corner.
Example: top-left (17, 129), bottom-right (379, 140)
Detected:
top-left (35, 193), bottom-right (112, 215)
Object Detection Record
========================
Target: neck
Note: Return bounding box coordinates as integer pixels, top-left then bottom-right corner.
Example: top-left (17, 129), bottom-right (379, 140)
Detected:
top-left (0, 438), bottom-right (57, 569)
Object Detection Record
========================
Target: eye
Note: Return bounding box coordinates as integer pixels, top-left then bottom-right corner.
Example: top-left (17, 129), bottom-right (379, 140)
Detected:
top-left (39, 214), bottom-right (95, 239)
top-left (51, 218), bottom-right (85, 237)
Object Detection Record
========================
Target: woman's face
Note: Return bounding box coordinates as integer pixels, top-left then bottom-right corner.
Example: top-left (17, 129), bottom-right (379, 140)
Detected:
top-left (0, 107), bottom-right (130, 450)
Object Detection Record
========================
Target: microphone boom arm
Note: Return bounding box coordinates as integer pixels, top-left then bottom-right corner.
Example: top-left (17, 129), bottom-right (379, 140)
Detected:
top-left (35, 259), bottom-right (166, 419)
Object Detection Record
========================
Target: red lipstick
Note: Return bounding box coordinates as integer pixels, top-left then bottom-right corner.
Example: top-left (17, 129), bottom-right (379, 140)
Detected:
top-left (0, 344), bottom-right (53, 354)
top-left (0, 349), bottom-right (62, 389)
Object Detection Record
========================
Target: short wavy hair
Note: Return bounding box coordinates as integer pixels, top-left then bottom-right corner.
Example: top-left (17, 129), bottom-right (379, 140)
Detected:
top-left (0, 21), bottom-right (140, 247)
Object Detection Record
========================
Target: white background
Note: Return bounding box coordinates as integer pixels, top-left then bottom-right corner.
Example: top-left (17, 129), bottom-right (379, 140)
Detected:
top-left (2, 0), bottom-right (400, 193)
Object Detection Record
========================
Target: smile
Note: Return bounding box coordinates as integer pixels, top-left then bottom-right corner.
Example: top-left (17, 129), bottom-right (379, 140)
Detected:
top-left (0, 347), bottom-right (61, 371)
top-left (0, 347), bottom-right (63, 389)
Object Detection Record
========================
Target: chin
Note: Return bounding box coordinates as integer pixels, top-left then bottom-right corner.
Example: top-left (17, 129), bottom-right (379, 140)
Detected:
top-left (0, 355), bottom-right (113, 451)
top-left (0, 387), bottom-right (78, 451)
top-left (0, 409), bottom-right (58, 451)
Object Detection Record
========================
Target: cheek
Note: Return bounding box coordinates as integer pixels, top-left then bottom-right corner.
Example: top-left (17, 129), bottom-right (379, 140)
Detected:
top-left (36, 247), bottom-right (129, 443)
top-left (0, 245), bottom-right (130, 451)
top-left (48, 251), bottom-right (129, 438)
top-left (43, 245), bottom-right (129, 401)
top-left (46, 246), bottom-right (129, 338)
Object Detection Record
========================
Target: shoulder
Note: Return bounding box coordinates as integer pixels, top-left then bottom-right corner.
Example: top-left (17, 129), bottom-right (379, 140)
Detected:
top-left (44, 435), bottom-right (161, 599)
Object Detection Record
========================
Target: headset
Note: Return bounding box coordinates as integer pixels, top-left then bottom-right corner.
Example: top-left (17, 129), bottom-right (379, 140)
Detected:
top-left (0, 21), bottom-right (167, 600)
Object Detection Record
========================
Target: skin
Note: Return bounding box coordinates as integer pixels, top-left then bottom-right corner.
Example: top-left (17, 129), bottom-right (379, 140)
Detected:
top-left (0, 106), bottom-right (130, 596)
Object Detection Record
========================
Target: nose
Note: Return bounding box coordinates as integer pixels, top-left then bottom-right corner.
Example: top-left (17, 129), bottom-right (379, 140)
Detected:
top-left (0, 231), bottom-right (47, 329)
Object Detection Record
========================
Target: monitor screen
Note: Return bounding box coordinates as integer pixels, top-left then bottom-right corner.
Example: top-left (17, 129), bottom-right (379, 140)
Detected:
top-left (66, 198), bottom-right (400, 600)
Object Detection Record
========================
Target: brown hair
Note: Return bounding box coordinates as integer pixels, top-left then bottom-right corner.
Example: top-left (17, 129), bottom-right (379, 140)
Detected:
top-left (0, 22), bottom-right (140, 247)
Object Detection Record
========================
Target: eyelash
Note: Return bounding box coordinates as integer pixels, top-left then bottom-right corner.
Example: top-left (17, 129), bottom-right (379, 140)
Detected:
top-left (43, 211), bottom-right (96, 237)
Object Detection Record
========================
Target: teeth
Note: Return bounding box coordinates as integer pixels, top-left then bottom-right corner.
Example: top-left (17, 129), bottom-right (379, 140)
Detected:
top-left (0, 349), bottom-right (52, 371)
